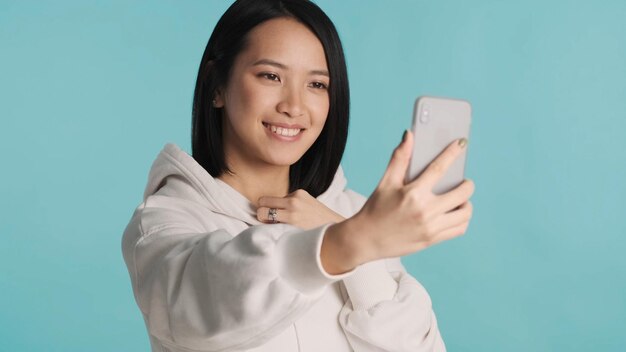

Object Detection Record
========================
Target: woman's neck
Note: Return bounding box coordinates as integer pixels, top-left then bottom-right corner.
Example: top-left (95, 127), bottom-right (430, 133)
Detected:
top-left (217, 159), bottom-right (290, 207)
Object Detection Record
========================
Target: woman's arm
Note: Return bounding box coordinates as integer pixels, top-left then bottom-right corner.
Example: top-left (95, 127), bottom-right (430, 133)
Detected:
top-left (323, 131), bottom-right (474, 273)
top-left (255, 131), bottom-right (474, 351)
top-left (328, 132), bottom-right (473, 351)
top-left (256, 131), bottom-right (474, 274)
top-left (122, 206), bottom-right (350, 352)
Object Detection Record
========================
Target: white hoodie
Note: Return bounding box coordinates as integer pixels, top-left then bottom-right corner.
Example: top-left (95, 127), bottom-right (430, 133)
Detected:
top-left (122, 143), bottom-right (446, 352)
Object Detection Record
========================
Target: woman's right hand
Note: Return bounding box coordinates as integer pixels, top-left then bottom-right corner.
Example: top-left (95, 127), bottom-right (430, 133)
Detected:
top-left (322, 130), bottom-right (475, 274)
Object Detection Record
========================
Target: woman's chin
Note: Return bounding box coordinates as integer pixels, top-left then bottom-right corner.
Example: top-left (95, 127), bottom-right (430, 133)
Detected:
top-left (269, 157), bottom-right (303, 167)
top-left (262, 151), bottom-right (306, 167)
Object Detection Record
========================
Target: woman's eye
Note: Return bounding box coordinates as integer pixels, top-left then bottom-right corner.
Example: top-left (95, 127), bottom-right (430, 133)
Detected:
top-left (260, 73), bottom-right (280, 82)
top-left (310, 81), bottom-right (328, 90)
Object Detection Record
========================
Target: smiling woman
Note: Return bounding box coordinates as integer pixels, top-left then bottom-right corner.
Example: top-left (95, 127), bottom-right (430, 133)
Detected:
top-left (213, 18), bottom-right (332, 201)
top-left (121, 0), bottom-right (474, 351)
top-left (192, 2), bottom-right (349, 199)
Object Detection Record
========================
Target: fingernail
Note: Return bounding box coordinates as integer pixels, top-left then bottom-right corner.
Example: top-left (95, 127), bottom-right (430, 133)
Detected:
top-left (458, 138), bottom-right (468, 148)
top-left (402, 129), bottom-right (408, 142)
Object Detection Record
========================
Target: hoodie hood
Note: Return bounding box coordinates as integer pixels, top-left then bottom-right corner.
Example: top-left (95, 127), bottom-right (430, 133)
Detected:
top-left (143, 143), bottom-right (348, 225)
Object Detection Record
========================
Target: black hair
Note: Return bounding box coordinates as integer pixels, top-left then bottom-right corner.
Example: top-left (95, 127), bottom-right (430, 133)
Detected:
top-left (191, 0), bottom-right (349, 197)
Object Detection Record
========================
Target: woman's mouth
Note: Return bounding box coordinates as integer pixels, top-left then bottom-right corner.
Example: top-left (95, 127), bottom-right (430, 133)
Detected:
top-left (262, 122), bottom-right (303, 138)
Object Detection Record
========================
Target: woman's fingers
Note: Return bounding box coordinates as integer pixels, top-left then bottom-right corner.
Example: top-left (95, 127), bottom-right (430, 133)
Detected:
top-left (257, 206), bottom-right (290, 223)
top-left (408, 138), bottom-right (467, 191)
top-left (257, 196), bottom-right (291, 223)
top-left (379, 130), bottom-right (414, 188)
top-left (429, 201), bottom-right (473, 235)
top-left (431, 179), bottom-right (475, 215)
top-left (258, 189), bottom-right (345, 229)
top-left (426, 221), bottom-right (470, 247)
top-left (257, 192), bottom-right (305, 223)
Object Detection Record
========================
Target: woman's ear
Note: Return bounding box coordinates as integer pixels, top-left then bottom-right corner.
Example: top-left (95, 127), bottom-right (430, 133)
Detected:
top-left (213, 89), bottom-right (225, 108)
top-left (206, 60), bottom-right (225, 108)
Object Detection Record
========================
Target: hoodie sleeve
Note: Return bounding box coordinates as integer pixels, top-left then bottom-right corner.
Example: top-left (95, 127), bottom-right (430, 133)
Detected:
top-left (336, 190), bottom-right (446, 352)
top-left (339, 258), bottom-right (446, 352)
top-left (121, 205), bottom-right (350, 352)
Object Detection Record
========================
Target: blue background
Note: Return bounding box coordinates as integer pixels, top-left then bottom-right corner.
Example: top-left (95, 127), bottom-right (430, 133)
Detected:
top-left (1, 0), bottom-right (625, 351)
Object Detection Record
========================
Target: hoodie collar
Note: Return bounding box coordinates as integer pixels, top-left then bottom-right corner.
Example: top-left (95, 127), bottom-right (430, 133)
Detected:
top-left (144, 143), bottom-right (347, 225)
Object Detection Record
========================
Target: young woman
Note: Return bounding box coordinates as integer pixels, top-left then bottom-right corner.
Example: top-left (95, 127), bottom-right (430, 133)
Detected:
top-left (122, 0), bottom-right (475, 351)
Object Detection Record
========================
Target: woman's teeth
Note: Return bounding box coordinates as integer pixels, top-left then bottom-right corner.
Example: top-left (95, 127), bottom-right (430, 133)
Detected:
top-left (265, 123), bottom-right (301, 137)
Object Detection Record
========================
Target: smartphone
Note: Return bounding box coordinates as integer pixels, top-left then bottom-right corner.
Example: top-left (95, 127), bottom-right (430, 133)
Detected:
top-left (404, 96), bottom-right (472, 194)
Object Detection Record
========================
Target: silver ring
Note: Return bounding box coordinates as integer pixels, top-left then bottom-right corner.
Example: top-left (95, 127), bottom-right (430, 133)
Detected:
top-left (268, 208), bottom-right (278, 223)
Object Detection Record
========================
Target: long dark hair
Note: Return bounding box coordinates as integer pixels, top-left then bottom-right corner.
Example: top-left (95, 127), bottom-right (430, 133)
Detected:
top-left (191, 0), bottom-right (349, 197)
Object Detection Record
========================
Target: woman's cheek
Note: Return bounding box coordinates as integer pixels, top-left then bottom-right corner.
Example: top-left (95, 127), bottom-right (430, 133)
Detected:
top-left (315, 105), bottom-right (330, 129)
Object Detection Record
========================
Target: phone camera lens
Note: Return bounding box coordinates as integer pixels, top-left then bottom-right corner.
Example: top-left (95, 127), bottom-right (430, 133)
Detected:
top-left (420, 111), bottom-right (430, 123)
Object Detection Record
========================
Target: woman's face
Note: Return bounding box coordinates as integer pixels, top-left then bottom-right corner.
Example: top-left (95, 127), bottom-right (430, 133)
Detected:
top-left (216, 17), bottom-right (330, 170)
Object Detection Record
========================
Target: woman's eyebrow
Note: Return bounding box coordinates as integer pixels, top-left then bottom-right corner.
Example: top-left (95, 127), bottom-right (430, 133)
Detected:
top-left (252, 58), bottom-right (329, 77)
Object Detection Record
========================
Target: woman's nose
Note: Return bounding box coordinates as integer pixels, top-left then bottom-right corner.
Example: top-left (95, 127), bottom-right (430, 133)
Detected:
top-left (276, 86), bottom-right (305, 118)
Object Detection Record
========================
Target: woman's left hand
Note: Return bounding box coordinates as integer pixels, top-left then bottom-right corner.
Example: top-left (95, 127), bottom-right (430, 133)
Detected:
top-left (257, 189), bottom-right (345, 230)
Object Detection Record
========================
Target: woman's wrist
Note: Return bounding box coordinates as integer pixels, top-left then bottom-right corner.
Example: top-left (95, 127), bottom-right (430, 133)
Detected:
top-left (320, 215), bottom-right (374, 275)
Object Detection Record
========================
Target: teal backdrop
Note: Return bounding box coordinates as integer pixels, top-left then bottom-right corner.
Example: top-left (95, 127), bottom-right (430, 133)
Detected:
top-left (1, 0), bottom-right (625, 351)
